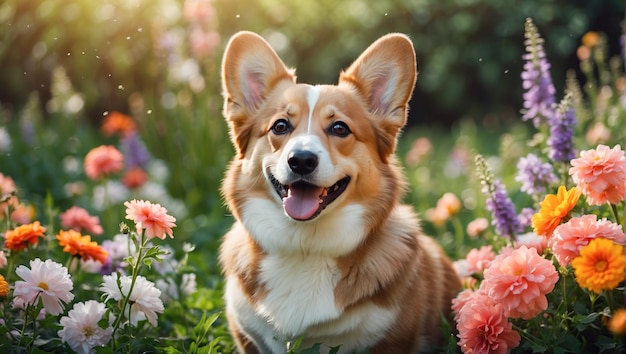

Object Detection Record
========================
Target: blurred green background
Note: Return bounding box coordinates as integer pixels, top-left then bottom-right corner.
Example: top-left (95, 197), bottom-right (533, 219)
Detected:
top-left (2, 0), bottom-right (624, 126)
top-left (0, 0), bottom-right (625, 272)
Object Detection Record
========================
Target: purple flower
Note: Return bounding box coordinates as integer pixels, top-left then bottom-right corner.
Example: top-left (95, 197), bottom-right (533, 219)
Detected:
top-left (521, 18), bottom-right (556, 128)
top-left (547, 95), bottom-right (577, 163)
top-left (476, 155), bottom-right (523, 238)
top-left (515, 153), bottom-right (557, 197)
top-left (484, 180), bottom-right (524, 238)
top-left (518, 207), bottom-right (536, 228)
top-left (122, 132), bottom-right (151, 169)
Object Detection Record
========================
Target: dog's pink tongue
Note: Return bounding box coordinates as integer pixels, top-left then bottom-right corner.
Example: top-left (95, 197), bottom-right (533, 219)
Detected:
top-left (283, 185), bottom-right (323, 220)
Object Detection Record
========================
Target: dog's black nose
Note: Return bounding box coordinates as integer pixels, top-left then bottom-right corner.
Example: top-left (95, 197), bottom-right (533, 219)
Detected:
top-left (288, 150), bottom-right (318, 175)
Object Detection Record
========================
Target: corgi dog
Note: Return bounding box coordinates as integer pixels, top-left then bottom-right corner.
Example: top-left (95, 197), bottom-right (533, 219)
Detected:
top-left (218, 31), bottom-right (461, 353)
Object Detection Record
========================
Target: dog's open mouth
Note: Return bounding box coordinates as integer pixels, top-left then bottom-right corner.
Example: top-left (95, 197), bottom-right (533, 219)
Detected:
top-left (269, 175), bottom-right (350, 221)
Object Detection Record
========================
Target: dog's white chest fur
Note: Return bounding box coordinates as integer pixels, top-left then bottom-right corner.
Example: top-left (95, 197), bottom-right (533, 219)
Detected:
top-left (258, 254), bottom-right (341, 336)
top-left (226, 253), bottom-right (396, 353)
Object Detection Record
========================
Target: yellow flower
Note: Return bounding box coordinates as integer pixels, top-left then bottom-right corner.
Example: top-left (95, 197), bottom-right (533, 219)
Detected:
top-left (532, 186), bottom-right (581, 237)
top-left (571, 238), bottom-right (626, 294)
top-left (0, 274), bottom-right (9, 296)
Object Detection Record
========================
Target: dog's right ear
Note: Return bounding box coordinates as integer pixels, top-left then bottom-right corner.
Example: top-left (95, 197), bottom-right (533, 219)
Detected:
top-left (222, 32), bottom-right (295, 118)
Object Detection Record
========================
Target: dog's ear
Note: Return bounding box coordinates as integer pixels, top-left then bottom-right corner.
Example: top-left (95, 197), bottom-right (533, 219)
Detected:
top-left (339, 34), bottom-right (417, 155)
top-left (221, 31), bottom-right (296, 156)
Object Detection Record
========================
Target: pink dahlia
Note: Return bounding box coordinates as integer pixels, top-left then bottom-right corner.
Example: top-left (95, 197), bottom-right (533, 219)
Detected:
top-left (451, 288), bottom-right (475, 321)
top-left (456, 290), bottom-right (521, 354)
top-left (60, 206), bottom-right (104, 235)
top-left (549, 214), bottom-right (625, 267)
top-left (465, 245), bottom-right (496, 274)
top-left (124, 199), bottom-right (176, 240)
top-left (569, 144), bottom-right (626, 206)
top-left (482, 245), bottom-right (558, 320)
top-left (84, 145), bottom-right (124, 180)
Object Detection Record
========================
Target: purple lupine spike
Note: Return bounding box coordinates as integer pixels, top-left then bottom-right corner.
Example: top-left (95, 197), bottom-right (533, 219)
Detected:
top-left (515, 153), bottom-right (558, 197)
top-left (548, 94), bottom-right (577, 163)
top-left (476, 155), bottom-right (523, 239)
top-left (521, 18), bottom-right (556, 128)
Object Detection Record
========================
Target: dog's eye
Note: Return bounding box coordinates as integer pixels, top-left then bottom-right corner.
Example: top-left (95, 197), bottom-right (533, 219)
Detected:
top-left (328, 121), bottom-right (351, 137)
top-left (271, 119), bottom-right (292, 135)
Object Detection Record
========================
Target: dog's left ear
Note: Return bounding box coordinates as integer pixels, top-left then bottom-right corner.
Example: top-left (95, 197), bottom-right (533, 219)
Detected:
top-left (339, 34), bottom-right (417, 154)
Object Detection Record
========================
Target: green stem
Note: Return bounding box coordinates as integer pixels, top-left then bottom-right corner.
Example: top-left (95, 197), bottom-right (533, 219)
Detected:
top-left (609, 202), bottom-right (621, 227)
top-left (452, 216), bottom-right (465, 259)
top-left (6, 252), bottom-right (15, 283)
top-left (66, 255), bottom-right (75, 273)
top-left (111, 229), bottom-right (146, 348)
top-left (18, 301), bottom-right (30, 348)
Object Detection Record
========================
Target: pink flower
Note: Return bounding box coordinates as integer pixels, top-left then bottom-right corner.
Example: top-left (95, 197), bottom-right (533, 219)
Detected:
top-left (514, 231), bottom-right (548, 254)
top-left (456, 289), bottom-right (521, 354)
top-left (437, 192), bottom-right (462, 217)
top-left (0, 172), bottom-right (18, 214)
top-left (569, 144), bottom-right (626, 205)
top-left (466, 217), bottom-right (489, 239)
top-left (465, 245), bottom-right (496, 274)
top-left (124, 199), bottom-right (176, 239)
top-left (84, 145), bottom-right (124, 180)
top-left (60, 206), bottom-right (104, 235)
top-left (11, 203), bottom-right (36, 224)
top-left (452, 288), bottom-right (475, 321)
top-left (0, 172), bottom-right (16, 199)
top-left (482, 245), bottom-right (558, 320)
top-left (549, 214), bottom-right (625, 267)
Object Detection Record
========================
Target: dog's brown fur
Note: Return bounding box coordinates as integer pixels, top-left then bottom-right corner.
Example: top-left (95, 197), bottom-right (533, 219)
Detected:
top-left (219, 31), bottom-right (461, 353)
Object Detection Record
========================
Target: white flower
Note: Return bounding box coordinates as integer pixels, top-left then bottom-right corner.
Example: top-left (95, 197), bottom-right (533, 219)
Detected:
top-left (155, 278), bottom-right (178, 303)
top-left (0, 126), bottom-right (11, 153)
top-left (58, 300), bottom-right (113, 354)
top-left (181, 273), bottom-right (197, 297)
top-left (13, 258), bottom-right (74, 316)
top-left (156, 273), bottom-right (198, 303)
top-left (79, 258), bottom-right (103, 274)
top-left (100, 273), bottom-right (164, 326)
top-left (93, 180), bottom-right (129, 211)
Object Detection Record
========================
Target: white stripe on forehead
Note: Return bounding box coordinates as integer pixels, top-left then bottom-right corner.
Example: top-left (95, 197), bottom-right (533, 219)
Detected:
top-left (305, 85), bottom-right (321, 134)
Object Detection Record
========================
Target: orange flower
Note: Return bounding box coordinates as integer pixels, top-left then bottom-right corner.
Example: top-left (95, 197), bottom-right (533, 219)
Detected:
top-left (84, 145), bottom-right (124, 180)
top-left (581, 31), bottom-right (600, 48)
top-left (437, 192), bottom-right (461, 217)
top-left (571, 238), bottom-right (626, 294)
top-left (0, 274), bottom-right (8, 296)
top-left (101, 111), bottom-right (136, 137)
top-left (608, 309), bottom-right (626, 336)
top-left (57, 230), bottom-right (108, 264)
top-left (4, 221), bottom-right (46, 251)
top-left (122, 167), bottom-right (148, 189)
top-left (532, 186), bottom-right (580, 237)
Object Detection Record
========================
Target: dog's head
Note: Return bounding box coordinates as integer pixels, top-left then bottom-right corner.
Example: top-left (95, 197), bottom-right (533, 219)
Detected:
top-left (220, 31), bottom-right (416, 250)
